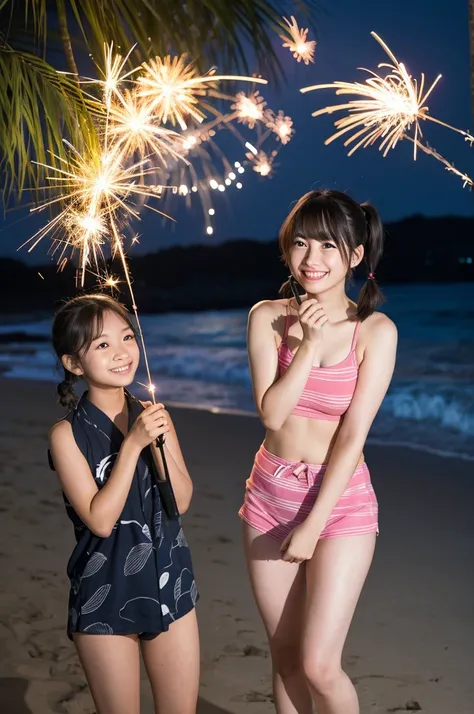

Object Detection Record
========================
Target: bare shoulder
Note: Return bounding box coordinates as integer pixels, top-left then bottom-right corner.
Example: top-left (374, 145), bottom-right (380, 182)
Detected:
top-left (361, 311), bottom-right (398, 348)
top-left (248, 298), bottom-right (287, 324)
top-left (49, 418), bottom-right (74, 448)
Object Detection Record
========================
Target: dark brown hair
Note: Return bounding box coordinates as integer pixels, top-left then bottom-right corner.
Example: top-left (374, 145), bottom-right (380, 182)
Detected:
top-left (279, 189), bottom-right (385, 320)
top-left (52, 294), bottom-right (136, 409)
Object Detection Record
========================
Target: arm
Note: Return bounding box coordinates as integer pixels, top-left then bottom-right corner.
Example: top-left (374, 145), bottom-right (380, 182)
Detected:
top-left (50, 420), bottom-right (143, 538)
top-left (305, 314), bottom-right (398, 533)
top-left (49, 403), bottom-right (169, 538)
top-left (248, 301), bottom-right (326, 431)
top-left (150, 412), bottom-right (193, 514)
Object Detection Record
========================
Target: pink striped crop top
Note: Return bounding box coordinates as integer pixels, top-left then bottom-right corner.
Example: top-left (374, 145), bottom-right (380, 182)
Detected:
top-left (278, 309), bottom-right (361, 421)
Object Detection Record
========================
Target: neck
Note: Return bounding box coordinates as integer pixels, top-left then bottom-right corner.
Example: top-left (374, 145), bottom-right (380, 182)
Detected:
top-left (304, 284), bottom-right (353, 322)
top-left (87, 385), bottom-right (127, 418)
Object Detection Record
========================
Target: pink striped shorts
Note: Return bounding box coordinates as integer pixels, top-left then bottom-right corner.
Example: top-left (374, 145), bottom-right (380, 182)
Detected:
top-left (239, 445), bottom-right (378, 541)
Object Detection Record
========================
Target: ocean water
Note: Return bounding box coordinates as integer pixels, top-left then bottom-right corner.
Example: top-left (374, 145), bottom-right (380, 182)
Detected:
top-left (1, 282), bottom-right (473, 460)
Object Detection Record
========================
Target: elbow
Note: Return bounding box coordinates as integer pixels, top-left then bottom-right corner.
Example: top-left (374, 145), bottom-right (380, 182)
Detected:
top-left (89, 518), bottom-right (115, 539)
top-left (260, 412), bottom-right (284, 432)
top-left (177, 481), bottom-right (193, 515)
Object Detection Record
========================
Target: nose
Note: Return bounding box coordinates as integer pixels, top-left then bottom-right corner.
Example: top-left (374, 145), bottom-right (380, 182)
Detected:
top-left (113, 347), bottom-right (130, 361)
top-left (302, 242), bottom-right (323, 267)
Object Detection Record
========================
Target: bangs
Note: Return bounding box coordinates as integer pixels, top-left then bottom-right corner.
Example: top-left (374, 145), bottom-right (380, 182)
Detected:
top-left (73, 302), bottom-right (135, 356)
top-left (280, 192), bottom-right (354, 265)
top-left (292, 200), bottom-right (349, 261)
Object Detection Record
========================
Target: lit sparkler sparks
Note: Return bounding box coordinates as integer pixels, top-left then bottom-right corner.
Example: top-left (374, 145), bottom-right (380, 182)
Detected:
top-left (280, 16), bottom-right (316, 65)
top-left (245, 145), bottom-right (276, 177)
top-left (23, 43), bottom-right (294, 400)
top-left (138, 54), bottom-right (267, 130)
top-left (232, 91), bottom-right (267, 129)
top-left (265, 110), bottom-right (294, 144)
top-left (107, 89), bottom-right (183, 161)
top-left (300, 32), bottom-right (474, 188)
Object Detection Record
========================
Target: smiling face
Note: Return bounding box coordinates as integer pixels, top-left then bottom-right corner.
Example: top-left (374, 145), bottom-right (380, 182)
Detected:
top-left (63, 309), bottom-right (139, 389)
top-left (288, 233), bottom-right (350, 295)
top-left (280, 190), bottom-right (367, 297)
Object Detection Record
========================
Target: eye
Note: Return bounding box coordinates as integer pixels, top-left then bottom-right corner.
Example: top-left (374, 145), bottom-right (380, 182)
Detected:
top-left (322, 242), bottom-right (336, 249)
top-left (97, 342), bottom-right (108, 350)
top-left (124, 333), bottom-right (135, 342)
top-left (294, 239), bottom-right (306, 248)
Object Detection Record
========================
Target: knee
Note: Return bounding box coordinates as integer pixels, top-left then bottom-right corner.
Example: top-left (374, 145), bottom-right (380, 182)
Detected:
top-left (269, 639), bottom-right (302, 680)
top-left (302, 654), bottom-right (342, 695)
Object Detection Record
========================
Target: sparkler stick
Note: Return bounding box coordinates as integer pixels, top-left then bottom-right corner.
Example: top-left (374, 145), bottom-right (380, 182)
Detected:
top-left (22, 43), bottom-right (295, 402)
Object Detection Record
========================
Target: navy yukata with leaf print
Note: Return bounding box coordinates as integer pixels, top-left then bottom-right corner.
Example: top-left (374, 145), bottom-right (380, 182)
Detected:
top-left (49, 391), bottom-right (197, 640)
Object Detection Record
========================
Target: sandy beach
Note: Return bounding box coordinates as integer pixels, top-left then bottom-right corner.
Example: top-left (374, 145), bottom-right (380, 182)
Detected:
top-left (0, 376), bottom-right (473, 714)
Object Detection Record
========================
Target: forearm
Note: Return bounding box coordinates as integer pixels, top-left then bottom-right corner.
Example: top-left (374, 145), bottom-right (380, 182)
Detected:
top-left (260, 340), bottom-right (317, 430)
top-left (307, 430), bottom-right (364, 531)
top-left (89, 438), bottom-right (141, 535)
top-left (151, 442), bottom-right (193, 514)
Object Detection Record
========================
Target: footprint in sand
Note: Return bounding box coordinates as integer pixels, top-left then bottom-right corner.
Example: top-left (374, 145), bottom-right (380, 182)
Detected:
top-left (216, 535), bottom-right (233, 544)
top-left (231, 690), bottom-right (274, 703)
top-left (203, 492), bottom-right (224, 501)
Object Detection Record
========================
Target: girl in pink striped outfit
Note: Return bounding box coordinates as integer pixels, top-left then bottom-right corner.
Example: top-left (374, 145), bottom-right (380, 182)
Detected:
top-left (239, 190), bottom-right (397, 714)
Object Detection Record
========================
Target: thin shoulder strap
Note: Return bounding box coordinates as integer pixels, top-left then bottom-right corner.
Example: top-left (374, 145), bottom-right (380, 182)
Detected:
top-left (281, 302), bottom-right (292, 343)
top-left (350, 320), bottom-right (361, 351)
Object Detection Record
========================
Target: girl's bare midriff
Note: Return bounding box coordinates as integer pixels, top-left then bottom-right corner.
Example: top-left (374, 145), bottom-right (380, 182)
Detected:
top-left (263, 415), bottom-right (365, 466)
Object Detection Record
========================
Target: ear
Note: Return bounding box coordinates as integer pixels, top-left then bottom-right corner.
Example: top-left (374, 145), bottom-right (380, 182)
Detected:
top-left (350, 244), bottom-right (364, 269)
top-left (61, 354), bottom-right (83, 377)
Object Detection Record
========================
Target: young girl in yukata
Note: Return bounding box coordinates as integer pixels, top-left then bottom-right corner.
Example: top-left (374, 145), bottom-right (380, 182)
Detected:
top-left (239, 189), bottom-right (398, 714)
top-left (49, 293), bottom-right (199, 714)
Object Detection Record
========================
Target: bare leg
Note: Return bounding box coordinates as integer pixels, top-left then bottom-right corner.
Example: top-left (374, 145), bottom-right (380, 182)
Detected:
top-left (302, 533), bottom-right (376, 714)
top-left (243, 523), bottom-right (313, 714)
top-left (74, 634), bottom-right (140, 714)
top-left (141, 609), bottom-right (200, 714)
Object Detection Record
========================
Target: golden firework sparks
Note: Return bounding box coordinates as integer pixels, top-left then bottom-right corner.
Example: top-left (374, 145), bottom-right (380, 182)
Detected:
top-left (138, 54), bottom-right (267, 130)
top-left (107, 88), bottom-right (183, 162)
top-left (232, 91), bottom-right (266, 129)
top-left (280, 16), bottom-right (316, 65)
top-left (24, 43), bottom-right (291, 401)
top-left (265, 110), bottom-right (294, 144)
top-left (245, 144), bottom-right (276, 177)
top-left (93, 43), bottom-right (139, 108)
top-left (301, 32), bottom-right (474, 162)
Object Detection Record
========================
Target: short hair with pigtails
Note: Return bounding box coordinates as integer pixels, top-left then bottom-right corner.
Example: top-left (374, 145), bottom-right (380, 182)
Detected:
top-left (52, 294), bottom-right (136, 408)
top-left (279, 189), bottom-right (385, 320)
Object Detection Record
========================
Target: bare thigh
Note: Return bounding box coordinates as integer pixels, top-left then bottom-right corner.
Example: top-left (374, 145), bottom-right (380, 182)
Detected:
top-left (141, 609), bottom-right (200, 714)
top-left (303, 534), bottom-right (376, 668)
top-left (74, 633), bottom-right (140, 714)
top-left (242, 524), bottom-right (305, 652)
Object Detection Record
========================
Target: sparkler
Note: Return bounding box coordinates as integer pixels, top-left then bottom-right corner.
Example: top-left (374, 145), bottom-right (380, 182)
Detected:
top-left (23, 43), bottom-right (295, 400)
top-left (280, 16), bottom-right (316, 65)
top-left (300, 32), bottom-right (474, 187)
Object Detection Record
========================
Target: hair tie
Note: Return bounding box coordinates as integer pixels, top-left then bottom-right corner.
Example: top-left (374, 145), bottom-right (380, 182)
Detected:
top-left (368, 272), bottom-right (375, 280)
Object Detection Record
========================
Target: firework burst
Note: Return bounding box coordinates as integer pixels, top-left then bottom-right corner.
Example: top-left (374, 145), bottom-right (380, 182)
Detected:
top-left (301, 32), bottom-right (474, 187)
top-left (280, 16), bottom-right (316, 65)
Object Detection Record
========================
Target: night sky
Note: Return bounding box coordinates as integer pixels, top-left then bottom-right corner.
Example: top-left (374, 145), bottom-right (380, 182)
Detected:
top-left (1, 0), bottom-right (472, 264)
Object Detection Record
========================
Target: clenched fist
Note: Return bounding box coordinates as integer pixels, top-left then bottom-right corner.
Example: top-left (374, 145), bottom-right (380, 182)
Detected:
top-left (126, 403), bottom-right (170, 450)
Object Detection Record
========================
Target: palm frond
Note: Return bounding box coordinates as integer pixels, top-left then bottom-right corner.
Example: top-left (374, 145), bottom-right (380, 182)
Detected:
top-left (0, 0), bottom-right (320, 206)
top-left (0, 45), bottom-right (101, 205)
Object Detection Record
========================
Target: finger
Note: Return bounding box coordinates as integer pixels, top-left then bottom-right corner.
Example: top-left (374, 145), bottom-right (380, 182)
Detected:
top-left (150, 425), bottom-right (171, 439)
top-left (298, 298), bottom-right (318, 316)
top-left (280, 535), bottom-right (290, 553)
top-left (142, 403), bottom-right (165, 416)
top-left (307, 312), bottom-right (328, 327)
top-left (144, 410), bottom-right (168, 425)
top-left (301, 306), bottom-right (326, 322)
